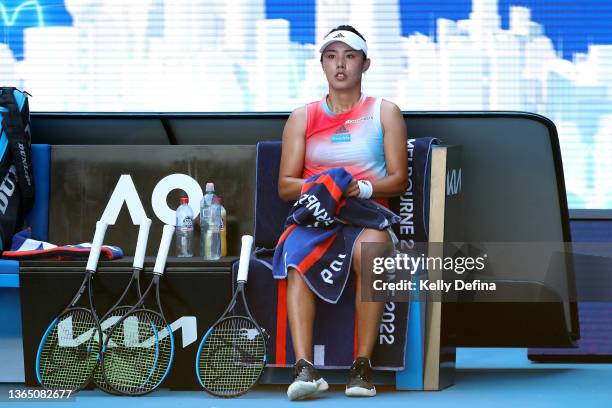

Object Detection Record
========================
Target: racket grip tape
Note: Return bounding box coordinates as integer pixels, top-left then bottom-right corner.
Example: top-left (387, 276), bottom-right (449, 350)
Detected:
top-left (86, 221), bottom-right (108, 272)
top-left (236, 235), bottom-right (254, 282)
top-left (133, 218), bottom-right (152, 269)
top-left (154, 224), bottom-right (175, 275)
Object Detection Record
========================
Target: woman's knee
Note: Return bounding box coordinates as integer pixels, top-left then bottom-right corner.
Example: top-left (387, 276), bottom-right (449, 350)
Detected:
top-left (287, 268), bottom-right (315, 306)
top-left (361, 228), bottom-right (392, 243)
top-left (353, 229), bottom-right (392, 263)
top-left (288, 268), bottom-right (309, 292)
top-left (287, 268), bottom-right (299, 285)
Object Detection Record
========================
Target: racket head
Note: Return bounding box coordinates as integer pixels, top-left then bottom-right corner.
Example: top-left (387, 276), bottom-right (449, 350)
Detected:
top-left (92, 305), bottom-right (134, 394)
top-left (196, 316), bottom-right (267, 398)
top-left (36, 307), bottom-right (101, 391)
top-left (94, 261), bottom-right (145, 393)
top-left (101, 308), bottom-right (174, 395)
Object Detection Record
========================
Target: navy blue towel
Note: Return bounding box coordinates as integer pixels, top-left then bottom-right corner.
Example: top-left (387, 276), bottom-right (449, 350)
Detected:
top-left (271, 167), bottom-right (400, 303)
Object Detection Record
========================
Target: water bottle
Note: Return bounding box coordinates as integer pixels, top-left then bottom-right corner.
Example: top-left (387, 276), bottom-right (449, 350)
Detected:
top-left (175, 197), bottom-right (194, 257)
top-left (200, 182), bottom-right (215, 259)
top-left (207, 197), bottom-right (223, 260)
top-left (217, 198), bottom-right (227, 257)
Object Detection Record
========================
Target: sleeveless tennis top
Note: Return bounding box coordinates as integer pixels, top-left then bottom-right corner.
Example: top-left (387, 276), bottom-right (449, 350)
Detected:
top-left (303, 94), bottom-right (387, 183)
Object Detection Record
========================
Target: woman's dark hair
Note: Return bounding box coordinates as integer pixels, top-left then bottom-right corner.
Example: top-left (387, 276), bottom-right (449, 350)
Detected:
top-left (320, 25), bottom-right (367, 62)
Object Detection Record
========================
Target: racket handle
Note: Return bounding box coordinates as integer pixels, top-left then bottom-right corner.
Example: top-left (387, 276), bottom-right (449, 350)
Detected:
top-left (133, 217), bottom-right (152, 269)
top-left (236, 235), bottom-right (254, 283)
top-left (154, 224), bottom-right (175, 275)
top-left (86, 221), bottom-right (108, 272)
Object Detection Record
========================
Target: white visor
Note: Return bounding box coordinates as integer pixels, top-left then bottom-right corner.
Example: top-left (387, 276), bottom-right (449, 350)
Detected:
top-left (319, 30), bottom-right (368, 57)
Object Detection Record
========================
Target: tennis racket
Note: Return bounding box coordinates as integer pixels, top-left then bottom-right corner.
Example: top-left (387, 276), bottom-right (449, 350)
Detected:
top-left (35, 221), bottom-right (108, 391)
top-left (93, 218), bottom-right (152, 393)
top-left (101, 224), bottom-right (175, 396)
top-left (196, 234), bottom-right (268, 398)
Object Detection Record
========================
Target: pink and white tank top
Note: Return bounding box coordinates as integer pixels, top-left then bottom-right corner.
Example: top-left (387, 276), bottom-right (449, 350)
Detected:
top-left (303, 94), bottom-right (386, 184)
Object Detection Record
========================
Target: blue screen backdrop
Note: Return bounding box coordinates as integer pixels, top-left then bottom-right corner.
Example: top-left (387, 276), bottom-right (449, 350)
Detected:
top-left (1, 0), bottom-right (611, 209)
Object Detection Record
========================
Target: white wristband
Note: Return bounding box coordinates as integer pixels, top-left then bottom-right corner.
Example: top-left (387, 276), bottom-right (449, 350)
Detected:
top-left (357, 180), bottom-right (373, 199)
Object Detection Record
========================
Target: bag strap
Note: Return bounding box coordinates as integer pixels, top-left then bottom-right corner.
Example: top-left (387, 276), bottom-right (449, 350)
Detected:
top-left (0, 87), bottom-right (35, 213)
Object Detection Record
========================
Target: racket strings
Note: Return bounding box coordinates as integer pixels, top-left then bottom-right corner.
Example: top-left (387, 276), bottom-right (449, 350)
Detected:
top-left (198, 317), bottom-right (266, 396)
top-left (92, 306), bottom-right (134, 393)
top-left (38, 309), bottom-right (100, 390)
top-left (102, 310), bottom-right (173, 394)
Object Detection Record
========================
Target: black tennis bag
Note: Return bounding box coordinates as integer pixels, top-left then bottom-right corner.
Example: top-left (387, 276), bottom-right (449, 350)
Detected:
top-left (0, 87), bottom-right (35, 251)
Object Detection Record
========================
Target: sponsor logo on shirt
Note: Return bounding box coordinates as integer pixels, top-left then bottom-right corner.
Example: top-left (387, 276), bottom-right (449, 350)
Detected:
top-left (331, 134), bottom-right (351, 143)
top-left (334, 125), bottom-right (349, 134)
top-left (345, 115), bottom-right (373, 124)
top-left (332, 124), bottom-right (351, 143)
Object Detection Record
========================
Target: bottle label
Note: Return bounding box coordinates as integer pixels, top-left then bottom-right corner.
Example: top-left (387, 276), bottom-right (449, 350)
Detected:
top-left (180, 216), bottom-right (193, 230)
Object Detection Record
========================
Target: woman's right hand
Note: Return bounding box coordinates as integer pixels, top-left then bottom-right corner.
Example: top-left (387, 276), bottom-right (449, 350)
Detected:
top-left (344, 178), bottom-right (360, 198)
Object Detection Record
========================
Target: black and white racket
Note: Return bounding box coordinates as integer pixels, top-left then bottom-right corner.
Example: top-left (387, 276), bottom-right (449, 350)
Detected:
top-left (93, 218), bottom-right (152, 393)
top-left (101, 224), bottom-right (175, 395)
top-left (196, 235), bottom-right (268, 397)
top-left (35, 221), bottom-right (108, 391)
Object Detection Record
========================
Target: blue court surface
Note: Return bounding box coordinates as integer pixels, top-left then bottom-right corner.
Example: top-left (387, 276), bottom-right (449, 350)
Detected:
top-left (1, 348), bottom-right (610, 407)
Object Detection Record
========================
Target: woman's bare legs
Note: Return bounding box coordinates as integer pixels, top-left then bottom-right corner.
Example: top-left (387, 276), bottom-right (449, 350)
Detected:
top-left (286, 268), bottom-right (328, 400)
top-left (345, 228), bottom-right (390, 397)
top-left (287, 267), bottom-right (316, 362)
top-left (286, 228), bottom-right (390, 361)
top-left (352, 228), bottom-right (390, 358)
top-left (285, 229), bottom-right (389, 399)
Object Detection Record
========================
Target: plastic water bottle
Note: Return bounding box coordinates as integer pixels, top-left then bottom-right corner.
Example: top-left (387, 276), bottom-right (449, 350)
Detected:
top-left (207, 197), bottom-right (223, 260)
top-left (175, 197), bottom-right (194, 257)
top-left (200, 182), bottom-right (215, 259)
top-left (217, 198), bottom-right (227, 257)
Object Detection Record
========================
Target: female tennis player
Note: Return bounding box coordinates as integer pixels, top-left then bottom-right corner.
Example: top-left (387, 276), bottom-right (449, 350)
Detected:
top-left (278, 25), bottom-right (408, 399)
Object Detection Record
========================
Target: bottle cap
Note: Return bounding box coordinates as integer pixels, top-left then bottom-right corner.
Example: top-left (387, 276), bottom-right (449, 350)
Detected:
top-left (206, 182), bottom-right (215, 192)
top-left (180, 197), bottom-right (189, 204)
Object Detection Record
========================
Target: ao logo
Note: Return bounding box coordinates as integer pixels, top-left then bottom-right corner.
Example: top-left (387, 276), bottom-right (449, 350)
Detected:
top-left (88, 176), bottom-right (201, 348)
top-left (446, 168), bottom-right (462, 196)
top-left (100, 174), bottom-right (202, 226)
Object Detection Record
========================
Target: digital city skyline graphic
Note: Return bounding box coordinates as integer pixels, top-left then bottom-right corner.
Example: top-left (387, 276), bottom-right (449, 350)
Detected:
top-left (0, 1), bottom-right (44, 28)
top-left (0, 0), bottom-right (611, 209)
